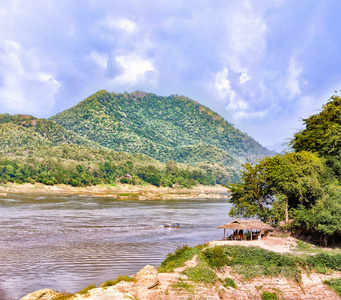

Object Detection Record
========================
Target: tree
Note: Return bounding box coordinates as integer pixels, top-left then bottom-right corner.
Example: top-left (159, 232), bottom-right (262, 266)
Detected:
top-left (228, 152), bottom-right (333, 224)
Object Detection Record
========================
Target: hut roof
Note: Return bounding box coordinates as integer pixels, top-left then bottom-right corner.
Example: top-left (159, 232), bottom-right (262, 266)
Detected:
top-left (216, 219), bottom-right (273, 230)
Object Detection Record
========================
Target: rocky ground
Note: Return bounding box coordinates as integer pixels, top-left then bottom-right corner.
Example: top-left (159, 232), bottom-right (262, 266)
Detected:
top-left (21, 237), bottom-right (341, 300)
top-left (0, 183), bottom-right (228, 200)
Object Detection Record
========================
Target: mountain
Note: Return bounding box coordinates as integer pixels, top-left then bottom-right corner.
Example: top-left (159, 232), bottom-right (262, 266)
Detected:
top-left (50, 90), bottom-right (272, 165)
top-left (0, 114), bottom-right (102, 153)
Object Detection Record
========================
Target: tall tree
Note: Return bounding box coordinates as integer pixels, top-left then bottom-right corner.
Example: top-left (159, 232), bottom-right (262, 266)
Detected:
top-left (228, 152), bottom-right (332, 224)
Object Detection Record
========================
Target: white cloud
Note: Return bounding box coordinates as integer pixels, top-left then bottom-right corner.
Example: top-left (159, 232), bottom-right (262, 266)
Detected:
top-left (89, 51), bottom-right (108, 69)
top-left (227, 92), bottom-right (248, 110)
top-left (0, 40), bottom-right (60, 115)
top-left (104, 17), bottom-right (137, 34)
top-left (285, 57), bottom-right (302, 99)
top-left (114, 53), bottom-right (157, 85)
top-left (214, 67), bottom-right (232, 99)
top-left (239, 72), bottom-right (250, 83)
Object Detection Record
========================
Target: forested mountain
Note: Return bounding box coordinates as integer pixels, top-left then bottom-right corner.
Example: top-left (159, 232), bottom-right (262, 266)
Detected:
top-left (0, 114), bottom-right (101, 152)
top-left (50, 90), bottom-right (272, 164)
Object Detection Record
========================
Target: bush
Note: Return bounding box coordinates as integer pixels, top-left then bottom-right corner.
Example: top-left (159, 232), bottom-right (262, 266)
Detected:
top-left (223, 277), bottom-right (237, 288)
top-left (261, 291), bottom-right (278, 300)
top-left (201, 246), bottom-right (230, 268)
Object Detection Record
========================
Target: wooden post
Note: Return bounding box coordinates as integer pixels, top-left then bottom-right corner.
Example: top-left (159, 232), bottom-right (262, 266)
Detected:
top-left (224, 228), bottom-right (226, 240)
top-left (251, 229), bottom-right (252, 241)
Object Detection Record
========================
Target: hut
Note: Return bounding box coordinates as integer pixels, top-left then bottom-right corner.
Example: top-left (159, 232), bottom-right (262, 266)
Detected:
top-left (216, 219), bottom-right (274, 241)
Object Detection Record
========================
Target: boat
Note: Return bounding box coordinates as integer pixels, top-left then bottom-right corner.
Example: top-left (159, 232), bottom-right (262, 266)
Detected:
top-left (164, 223), bottom-right (180, 227)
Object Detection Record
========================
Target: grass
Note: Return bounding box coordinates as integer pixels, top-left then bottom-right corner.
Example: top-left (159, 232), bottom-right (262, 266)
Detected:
top-left (171, 279), bottom-right (195, 293)
top-left (198, 245), bottom-right (341, 282)
top-left (77, 284), bottom-right (96, 295)
top-left (54, 293), bottom-right (74, 300)
top-left (158, 244), bottom-right (205, 273)
top-left (325, 278), bottom-right (341, 296)
top-left (223, 277), bottom-right (237, 289)
top-left (100, 275), bottom-right (135, 288)
top-left (183, 263), bottom-right (217, 284)
top-left (261, 291), bottom-right (279, 300)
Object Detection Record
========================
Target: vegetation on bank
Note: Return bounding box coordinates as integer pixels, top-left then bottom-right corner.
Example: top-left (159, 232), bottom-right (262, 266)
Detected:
top-left (228, 94), bottom-right (341, 246)
top-left (0, 144), bottom-right (237, 188)
top-left (160, 244), bottom-right (341, 283)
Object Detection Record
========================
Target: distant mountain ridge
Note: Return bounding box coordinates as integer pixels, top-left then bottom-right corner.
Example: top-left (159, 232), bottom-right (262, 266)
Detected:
top-left (0, 114), bottom-right (101, 152)
top-left (50, 90), bottom-right (272, 165)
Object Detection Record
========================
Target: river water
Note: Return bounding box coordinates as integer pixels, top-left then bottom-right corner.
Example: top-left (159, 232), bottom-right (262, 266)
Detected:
top-left (0, 193), bottom-right (231, 300)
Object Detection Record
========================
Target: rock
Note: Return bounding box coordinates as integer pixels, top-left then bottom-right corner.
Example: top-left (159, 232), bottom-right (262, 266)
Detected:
top-left (135, 265), bottom-right (159, 289)
top-left (20, 289), bottom-right (60, 300)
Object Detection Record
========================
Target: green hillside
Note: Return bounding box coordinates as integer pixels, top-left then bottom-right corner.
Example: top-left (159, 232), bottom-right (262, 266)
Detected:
top-left (50, 90), bottom-right (271, 164)
top-left (0, 114), bottom-right (102, 152)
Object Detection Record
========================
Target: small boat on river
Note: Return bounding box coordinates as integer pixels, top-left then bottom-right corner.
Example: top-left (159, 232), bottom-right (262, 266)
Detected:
top-left (164, 223), bottom-right (180, 227)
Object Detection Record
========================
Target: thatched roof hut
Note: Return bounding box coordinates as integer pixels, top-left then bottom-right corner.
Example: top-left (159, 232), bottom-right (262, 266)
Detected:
top-left (217, 219), bottom-right (273, 230)
top-left (217, 219), bottom-right (273, 241)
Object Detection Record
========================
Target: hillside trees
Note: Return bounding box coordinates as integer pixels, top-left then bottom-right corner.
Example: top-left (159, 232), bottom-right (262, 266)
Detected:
top-left (228, 152), bottom-right (334, 224)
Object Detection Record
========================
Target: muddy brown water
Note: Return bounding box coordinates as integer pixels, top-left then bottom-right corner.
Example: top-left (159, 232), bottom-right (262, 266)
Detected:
top-left (0, 193), bottom-right (231, 300)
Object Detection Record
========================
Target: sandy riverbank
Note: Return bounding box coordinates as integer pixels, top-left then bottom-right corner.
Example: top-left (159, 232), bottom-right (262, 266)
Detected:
top-left (0, 182), bottom-right (229, 200)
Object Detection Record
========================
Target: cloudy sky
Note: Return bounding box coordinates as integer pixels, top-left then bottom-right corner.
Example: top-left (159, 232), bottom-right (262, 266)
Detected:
top-left (0, 0), bottom-right (340, 147)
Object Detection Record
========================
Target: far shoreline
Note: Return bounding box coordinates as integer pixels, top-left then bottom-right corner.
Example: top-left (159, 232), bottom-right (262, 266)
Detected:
top-left (0, 182), bottom-right (230, 200)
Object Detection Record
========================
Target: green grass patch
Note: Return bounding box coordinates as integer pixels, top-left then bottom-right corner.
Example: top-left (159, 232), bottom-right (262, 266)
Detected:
top-left (100, 275), bottom-right (135, 288)
top-left (172, 279), bottom-right (195, 293)
top-left (77, 284), bottom-right (96, 295)
top-left (158, 244), bottom-right (205, 273)
top-left (325, 278), bottom-right (341, 296)
top-left (223, 277), bottom-right (237, 288)
top-left (261, 291), bottom-right (279, 300)
top-left (183, 263), bottom-right (217, 284)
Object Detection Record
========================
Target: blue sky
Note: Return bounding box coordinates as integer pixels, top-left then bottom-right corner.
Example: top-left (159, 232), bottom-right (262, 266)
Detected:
top-left (0, 0), bottom-right (340, 147)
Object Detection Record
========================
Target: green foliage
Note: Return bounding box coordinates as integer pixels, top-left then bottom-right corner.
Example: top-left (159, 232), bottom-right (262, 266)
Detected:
top-left (325, 278), bottom-right (341, 297)
top-left (0, 144), bottom-right (229, 188)
top-left (158, 244), bottom-right (205, 273)
top-left (223, 277), bottom-right (237, 288)
top-left (100, 275), bottom-right (135, 288)
top-left (201, 246), bottom-right (230, 268)
top-left (50, 90), bottom-right (271, 169)
top-left (261, 291), bottom-right (279, 300)
top-left (228, 151), bottom-right (335, 223)
top-left (183, 263), bottom-right (217, 284)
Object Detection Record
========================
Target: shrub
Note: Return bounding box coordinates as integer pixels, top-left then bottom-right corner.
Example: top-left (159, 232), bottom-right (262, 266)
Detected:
top-left (201, 246), bottom-right (230, 268)
top-left (223, 277), bottom-right (237, 288)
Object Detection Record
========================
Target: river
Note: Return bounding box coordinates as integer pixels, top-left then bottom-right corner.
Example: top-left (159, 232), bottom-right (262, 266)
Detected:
top-left (0, 193), bottom-right (231, 299)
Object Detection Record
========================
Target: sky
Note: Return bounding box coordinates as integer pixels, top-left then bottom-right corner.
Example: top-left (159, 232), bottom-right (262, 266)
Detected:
top-left (0, 0), bottom-right (341, 147)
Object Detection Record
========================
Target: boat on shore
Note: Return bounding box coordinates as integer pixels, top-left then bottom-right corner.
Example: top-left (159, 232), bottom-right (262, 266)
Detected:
top-left (164, 223), bottom-right (180, 227)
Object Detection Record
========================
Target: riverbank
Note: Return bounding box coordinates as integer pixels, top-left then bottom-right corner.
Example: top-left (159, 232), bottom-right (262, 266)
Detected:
top-left (21, 237), bottom-right (341, 300)
top-left (0, 182), bottom-right (229, 199)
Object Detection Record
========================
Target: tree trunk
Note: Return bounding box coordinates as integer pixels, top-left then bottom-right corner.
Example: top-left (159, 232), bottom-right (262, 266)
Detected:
top-left (324, 234), bottom-right (328, 247)
top-left (285, 196), bottom-right (289, 223)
